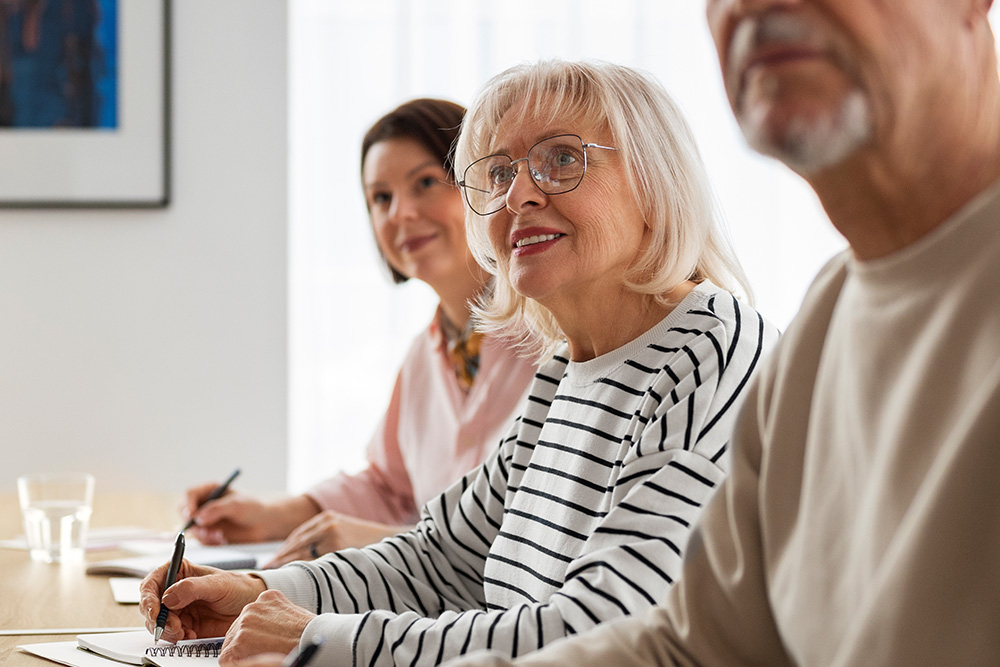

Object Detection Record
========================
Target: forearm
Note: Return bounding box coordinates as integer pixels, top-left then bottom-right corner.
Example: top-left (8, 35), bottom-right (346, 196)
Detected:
top-left (276, 494), bottom-right (322, 528)
top-left (256, 495), bottom-right (322, 541)
top-left (257, 514), bottom-right (481, 617)
top-left (306, 469), bottom-right (417, 525)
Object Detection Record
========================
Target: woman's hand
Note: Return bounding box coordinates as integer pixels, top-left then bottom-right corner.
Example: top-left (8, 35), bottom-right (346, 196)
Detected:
top-left (182, 484), bottom-right (320, 545)
top-left (218, 590), bottom-right (315, 664)
top-left (262, 510), bottom-right (411, 568)
top-left (139, 559), bottom-right (267, 642)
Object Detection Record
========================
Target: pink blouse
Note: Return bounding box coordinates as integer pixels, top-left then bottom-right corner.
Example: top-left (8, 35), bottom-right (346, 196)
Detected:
top-left (305, 318), bottom-right (537, 525)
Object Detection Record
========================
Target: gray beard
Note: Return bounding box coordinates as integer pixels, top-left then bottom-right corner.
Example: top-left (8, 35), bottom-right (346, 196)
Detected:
top-left (738, 88), bottom-right (874, 175)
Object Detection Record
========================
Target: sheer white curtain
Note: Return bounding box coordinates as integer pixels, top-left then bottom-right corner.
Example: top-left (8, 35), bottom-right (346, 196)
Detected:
top-left (287, 0), bottom-right (847, 492)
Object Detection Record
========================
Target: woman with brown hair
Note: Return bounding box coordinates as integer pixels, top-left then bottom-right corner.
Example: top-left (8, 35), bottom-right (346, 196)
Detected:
top-left (183, 99), bottom-right (537, 567)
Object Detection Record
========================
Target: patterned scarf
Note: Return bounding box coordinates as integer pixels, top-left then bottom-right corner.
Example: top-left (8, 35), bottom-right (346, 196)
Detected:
top-left (439, 309), bottom-right (483, 392)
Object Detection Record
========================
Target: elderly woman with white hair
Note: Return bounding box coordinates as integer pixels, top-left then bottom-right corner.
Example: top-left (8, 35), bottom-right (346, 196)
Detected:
top-left (139, 60), bottom-right (779, 667)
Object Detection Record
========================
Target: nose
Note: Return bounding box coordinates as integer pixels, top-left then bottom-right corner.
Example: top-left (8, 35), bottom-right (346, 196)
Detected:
top-left (387, 193), bottom-right (418, 225)
top-left (504, 162), bottom-right (547, 214)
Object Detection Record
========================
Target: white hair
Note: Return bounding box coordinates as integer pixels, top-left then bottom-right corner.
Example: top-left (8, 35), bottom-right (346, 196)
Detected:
top-left (456, 59), bottom-right (753, 359)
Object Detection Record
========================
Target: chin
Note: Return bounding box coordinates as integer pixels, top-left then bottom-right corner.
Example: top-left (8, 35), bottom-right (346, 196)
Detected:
top-left (509, 275), bottom-right (558, 304)
top-left (417, 262), bottom-right (469, 289)
top-left (739, 88), bottom-right (873, 174)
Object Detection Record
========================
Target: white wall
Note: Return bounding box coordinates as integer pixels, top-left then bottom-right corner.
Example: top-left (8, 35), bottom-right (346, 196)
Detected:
top-left (0, 1), bottom-right (289, 497)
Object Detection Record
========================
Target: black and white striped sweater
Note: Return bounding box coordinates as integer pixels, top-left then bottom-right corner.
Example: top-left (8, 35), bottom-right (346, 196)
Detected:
top-left (260, 282), bottom-right (779, 666)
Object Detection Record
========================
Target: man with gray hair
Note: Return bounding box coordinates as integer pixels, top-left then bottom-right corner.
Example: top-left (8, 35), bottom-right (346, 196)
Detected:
top-left (451, 0), bottom-right (1000, 664)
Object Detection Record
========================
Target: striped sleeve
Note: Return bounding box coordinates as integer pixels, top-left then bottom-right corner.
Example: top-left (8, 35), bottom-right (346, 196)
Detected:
top-left (261, 289), bottom-right (779, 667)
top-left (259, 425), bottom-right (521, 658)
top-left (290, 449), bottom-right (725, 667)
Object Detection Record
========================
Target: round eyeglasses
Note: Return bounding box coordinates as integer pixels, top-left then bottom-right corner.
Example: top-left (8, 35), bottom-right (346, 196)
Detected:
top-left (458, 134), bottom-right (617, 216)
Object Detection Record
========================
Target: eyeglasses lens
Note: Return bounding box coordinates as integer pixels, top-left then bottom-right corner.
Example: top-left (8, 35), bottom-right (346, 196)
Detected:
top-left (462, 135), bottom-right (587, 216)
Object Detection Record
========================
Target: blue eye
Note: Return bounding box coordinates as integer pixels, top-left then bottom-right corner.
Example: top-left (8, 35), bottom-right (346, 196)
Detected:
top-left (553, 151), bottom-right (576, 167)
top-left (488, 164), bottom-right (514, 187)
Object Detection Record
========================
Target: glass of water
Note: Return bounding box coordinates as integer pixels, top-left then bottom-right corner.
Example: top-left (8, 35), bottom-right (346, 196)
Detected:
top-left (17, 472), bottom-right (95, 563)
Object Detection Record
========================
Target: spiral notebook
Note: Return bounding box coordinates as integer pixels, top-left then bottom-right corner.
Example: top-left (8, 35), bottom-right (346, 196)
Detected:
top-left (77, 630), bottom-right (223, 665)
top-left (85, 546), bottom-right (260, 577)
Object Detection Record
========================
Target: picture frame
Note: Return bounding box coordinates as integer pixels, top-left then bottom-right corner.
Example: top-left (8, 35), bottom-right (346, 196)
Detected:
top-left (0, 0), bottom-right (171, 208)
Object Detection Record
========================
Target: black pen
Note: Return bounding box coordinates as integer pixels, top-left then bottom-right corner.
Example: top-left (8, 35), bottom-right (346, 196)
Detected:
top-left (154, 531), bottom-right (186, 642)
top-left (182, 468), bottom-right (241, 531)
top-left (280, 638), bottom-right (324, 667)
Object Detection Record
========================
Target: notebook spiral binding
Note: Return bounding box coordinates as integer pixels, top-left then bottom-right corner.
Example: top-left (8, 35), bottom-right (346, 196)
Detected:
top-left (146, 639), bottom-right (224, 657)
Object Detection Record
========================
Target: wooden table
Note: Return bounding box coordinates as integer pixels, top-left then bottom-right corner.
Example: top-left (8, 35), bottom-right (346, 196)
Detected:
top-left (0, 492), bottom-right (178, 665)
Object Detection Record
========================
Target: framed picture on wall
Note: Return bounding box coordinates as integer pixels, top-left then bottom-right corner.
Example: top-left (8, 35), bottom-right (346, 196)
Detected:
top-left (0, 0), bottom-right (170, 208)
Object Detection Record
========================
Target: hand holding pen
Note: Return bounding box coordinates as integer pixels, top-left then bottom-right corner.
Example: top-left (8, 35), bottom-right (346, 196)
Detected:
top-left (183, 468), bottom-right (241, 532)
top-left (139, 556), bottom-right (267, 645)
top-left (154, 531), bottom-right (185, 642)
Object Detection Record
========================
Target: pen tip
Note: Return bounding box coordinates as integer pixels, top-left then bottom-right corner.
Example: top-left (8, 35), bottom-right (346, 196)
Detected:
top-left (154, 627), bottom-right (162, 643)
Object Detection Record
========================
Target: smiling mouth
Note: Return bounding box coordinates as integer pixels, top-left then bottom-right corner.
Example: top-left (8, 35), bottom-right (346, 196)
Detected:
top-left (400, 234), bottom-right (436, 253)
top-left (514, 233), bottom-right (564, 249)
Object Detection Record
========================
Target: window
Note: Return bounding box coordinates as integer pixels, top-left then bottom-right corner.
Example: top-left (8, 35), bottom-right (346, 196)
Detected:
top-left (287, 0), bottom-right (848, 491)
